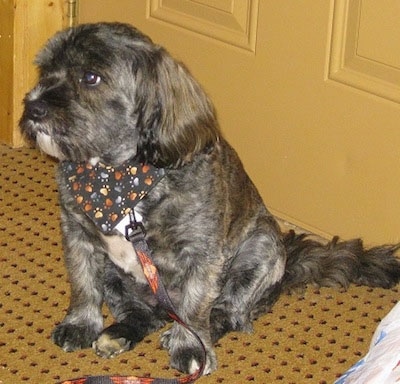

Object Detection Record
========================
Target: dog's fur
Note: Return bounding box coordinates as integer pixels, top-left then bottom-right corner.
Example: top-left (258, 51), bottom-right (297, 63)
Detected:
top-left (20, 22), bottom-right (400, 375)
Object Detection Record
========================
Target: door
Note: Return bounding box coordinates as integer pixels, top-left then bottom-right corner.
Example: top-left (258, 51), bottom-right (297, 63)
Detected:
top-left (78, 0), bottom-right (400, 244)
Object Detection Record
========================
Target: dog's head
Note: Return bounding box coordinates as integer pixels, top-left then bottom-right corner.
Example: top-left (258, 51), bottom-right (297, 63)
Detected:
top-left (20, 22), bottom-right (220, 167)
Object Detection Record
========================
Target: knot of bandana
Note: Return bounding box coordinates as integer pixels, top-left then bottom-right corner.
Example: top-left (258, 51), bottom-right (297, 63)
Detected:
top-left (60, 159), bottom-right (165, 233)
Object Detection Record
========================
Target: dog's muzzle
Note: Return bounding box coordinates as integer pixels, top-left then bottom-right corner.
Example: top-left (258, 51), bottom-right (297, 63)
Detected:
top-left (24, 99), bottom-right (49, 122)
top-left (20, 98), bottom-right (65, 160)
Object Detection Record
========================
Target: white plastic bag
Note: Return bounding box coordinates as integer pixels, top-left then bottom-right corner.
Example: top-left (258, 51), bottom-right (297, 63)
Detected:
top-left (335, 301), bottom-right (400, 383)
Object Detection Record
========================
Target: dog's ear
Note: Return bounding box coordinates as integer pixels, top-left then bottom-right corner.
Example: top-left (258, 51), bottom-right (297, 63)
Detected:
top-left (135, 48), bottom-right (220, 168)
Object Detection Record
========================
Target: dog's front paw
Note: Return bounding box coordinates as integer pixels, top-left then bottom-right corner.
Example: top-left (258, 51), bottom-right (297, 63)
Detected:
top-left (161, 326), bottom-right (217, 375)
top-left (93, 333), bottom-right (131, 359)
top-left (169, 345), bottom-right (216, 375)
top-left (52, 322), bottom-right (101, 352)
top-left (92, 323), bottom-right (142, 358)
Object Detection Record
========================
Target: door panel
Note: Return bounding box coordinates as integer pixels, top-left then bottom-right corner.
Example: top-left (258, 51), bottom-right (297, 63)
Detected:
top-left (79, 0), bottom-right (400, 244)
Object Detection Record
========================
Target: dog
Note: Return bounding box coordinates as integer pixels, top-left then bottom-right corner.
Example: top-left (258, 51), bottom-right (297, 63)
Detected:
top-left (19, 22), bottom-right (400, 375)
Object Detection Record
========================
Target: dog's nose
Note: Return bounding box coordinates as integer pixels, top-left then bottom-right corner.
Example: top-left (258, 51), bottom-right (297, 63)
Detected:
top-left (26, 99), bottom-right (48, 120)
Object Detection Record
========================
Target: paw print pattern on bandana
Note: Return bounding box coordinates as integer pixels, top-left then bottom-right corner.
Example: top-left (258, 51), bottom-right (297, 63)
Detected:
top-left (61, 159), bottom-right (165, 233)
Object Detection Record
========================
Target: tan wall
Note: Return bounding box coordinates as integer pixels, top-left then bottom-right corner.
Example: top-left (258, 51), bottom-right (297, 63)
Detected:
top-left (0, 0), bottom-right (66, 147)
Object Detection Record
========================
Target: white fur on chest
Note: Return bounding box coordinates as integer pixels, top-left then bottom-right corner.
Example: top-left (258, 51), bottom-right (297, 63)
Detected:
top-left (101, 233), bottom-right (147, 285)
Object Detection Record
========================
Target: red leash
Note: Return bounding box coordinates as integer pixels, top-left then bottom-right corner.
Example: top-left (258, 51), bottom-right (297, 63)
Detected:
top-left (59, 214), bottom-right (206, 384)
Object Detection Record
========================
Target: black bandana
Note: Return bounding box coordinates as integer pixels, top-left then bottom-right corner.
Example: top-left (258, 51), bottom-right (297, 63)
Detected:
top-left (61, 159), bottom-right (165, 233)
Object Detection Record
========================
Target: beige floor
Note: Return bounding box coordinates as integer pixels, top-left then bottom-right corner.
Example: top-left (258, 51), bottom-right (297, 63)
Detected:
top-left (1, 143), bottom-right (398, 384)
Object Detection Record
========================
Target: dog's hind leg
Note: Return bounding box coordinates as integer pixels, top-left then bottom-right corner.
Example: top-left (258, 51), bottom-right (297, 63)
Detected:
top-left (210, 228), bottom-right (286, 343)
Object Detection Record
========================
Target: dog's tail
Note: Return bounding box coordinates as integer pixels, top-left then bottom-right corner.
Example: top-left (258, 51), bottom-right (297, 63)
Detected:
top-left (281, 230), bottom-right (400, 291)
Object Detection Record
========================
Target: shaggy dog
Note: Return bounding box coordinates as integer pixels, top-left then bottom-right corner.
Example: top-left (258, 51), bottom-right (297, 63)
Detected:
top-left (20, 22), bottom-right (400, 375)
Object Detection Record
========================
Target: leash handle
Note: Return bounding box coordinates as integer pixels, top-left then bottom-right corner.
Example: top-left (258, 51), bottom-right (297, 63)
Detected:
top-left (59, 215), bottom-right (206, 384)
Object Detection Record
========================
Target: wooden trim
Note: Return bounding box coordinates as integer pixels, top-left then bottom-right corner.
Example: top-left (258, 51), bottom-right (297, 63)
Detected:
top-left (67, 0), bottom-right (79, 27)
top-left (0, 0), bottom-right (66, 147)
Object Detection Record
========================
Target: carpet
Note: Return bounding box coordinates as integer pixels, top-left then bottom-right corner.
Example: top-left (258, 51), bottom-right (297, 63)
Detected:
top-left (1, 143), bottom-right (398, 384)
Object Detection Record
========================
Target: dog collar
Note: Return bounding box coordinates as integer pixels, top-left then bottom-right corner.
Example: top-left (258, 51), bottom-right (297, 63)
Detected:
top-left (60, 159), bottom-right (165, 234)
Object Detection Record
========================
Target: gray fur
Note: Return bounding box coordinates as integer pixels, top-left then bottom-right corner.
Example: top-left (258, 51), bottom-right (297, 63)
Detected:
top-left (19, 22), bottom-right (400, 375)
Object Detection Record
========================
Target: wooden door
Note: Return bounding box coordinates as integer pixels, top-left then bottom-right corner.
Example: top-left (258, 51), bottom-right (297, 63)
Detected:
top-left (78, 0), bottom-right (400, 244)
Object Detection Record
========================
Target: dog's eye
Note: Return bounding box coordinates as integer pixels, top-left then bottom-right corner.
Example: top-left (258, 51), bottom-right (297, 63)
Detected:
top-left (80, 71), bottom-right (101, 87)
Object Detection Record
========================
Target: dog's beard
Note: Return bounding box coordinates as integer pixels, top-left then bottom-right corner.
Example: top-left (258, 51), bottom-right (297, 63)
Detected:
top-left (36, 132), bottom-right (65, 160)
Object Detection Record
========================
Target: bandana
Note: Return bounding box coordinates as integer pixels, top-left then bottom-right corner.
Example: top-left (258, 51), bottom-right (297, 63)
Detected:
top-left (61, 159), bottom-right (165, 234)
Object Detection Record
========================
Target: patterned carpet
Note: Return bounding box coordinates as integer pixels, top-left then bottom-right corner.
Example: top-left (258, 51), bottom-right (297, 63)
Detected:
top-left (1, 143), bottom-right (398, 384)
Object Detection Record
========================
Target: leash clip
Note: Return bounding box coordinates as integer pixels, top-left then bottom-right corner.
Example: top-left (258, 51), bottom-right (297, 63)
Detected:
top-left (125, 210), bottom-right (146, 243)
